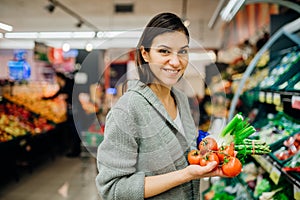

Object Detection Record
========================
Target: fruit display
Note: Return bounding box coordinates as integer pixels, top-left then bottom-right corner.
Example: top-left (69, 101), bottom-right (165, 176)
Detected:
top-left (3, 82), bottom-right (67, 123)
top-left (253, 112), bottom-right (300, 147)
top-left (259, 50), bottom-right (300, 90)
top-left (273, 133), bottom-right (300, 162)
top-left (0, 101), bottom-right (55, 142)
top-left (283, 150), bottom-right (300, 173)
top-left (0, 129), bottom-right (13, 142)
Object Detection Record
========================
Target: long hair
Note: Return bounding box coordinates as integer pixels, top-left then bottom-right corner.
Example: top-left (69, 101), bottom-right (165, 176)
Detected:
top-left (136, 12), bottom-right (190, 84)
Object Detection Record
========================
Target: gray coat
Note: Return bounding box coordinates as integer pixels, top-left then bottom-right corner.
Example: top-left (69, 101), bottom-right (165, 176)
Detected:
top-left (96, 80), bottom-right (200, 200)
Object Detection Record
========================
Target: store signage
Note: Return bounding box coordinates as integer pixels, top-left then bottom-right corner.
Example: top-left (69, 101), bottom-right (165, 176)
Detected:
top-left (8, 50), bottom-right (31, 80)
top-left (34, 42), bottom-right (48, 62)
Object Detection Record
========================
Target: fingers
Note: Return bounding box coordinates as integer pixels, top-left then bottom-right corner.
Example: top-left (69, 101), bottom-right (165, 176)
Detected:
top-left (202, 161), bottom-right (217, 172)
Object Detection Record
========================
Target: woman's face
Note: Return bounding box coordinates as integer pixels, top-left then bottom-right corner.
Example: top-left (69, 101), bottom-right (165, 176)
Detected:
top-left (141, 31), bottom-right (189, 87)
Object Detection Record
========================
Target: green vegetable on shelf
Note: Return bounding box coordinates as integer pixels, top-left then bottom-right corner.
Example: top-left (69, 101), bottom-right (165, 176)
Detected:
top-left (254, 178), bottom-right (271, 198)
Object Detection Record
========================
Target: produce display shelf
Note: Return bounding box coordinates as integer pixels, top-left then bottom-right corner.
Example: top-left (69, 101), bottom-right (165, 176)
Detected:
top-left (252, 154), bottom-right (300, 189)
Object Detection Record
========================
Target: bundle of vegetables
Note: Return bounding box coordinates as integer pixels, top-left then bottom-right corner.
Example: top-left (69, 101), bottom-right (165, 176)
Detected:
top-left (220, 113), bottom-right (271, 161)
top-left (187, 113), bottom-right (271, 177)
top-left (188, 137), bottom-right (243, 177)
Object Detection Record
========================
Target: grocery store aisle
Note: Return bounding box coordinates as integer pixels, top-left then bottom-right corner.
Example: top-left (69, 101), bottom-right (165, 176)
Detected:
top-left (0, 153), bottom-right (101, 200)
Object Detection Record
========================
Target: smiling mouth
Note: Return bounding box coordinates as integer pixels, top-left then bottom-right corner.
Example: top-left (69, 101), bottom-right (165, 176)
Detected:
top-left (163, 69), bottom-right (180, 74)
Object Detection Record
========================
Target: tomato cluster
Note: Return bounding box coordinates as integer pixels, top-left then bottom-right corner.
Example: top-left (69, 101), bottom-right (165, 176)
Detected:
top-left (187, 136), bottom-right (242, 177)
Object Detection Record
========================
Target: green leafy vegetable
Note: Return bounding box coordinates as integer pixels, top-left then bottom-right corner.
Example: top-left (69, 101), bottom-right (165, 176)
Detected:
top-left (221, 113), bottom-right (271, 161)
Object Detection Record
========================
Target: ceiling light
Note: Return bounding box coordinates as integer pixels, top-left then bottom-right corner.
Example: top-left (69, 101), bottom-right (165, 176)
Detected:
top-left (5, 32), bottom-right (38, 39)
top-left (183, 19), bottom-right (191, 27)
top-left (39, 32), bottom-right (72, 38)
top-left (85, 43), bottom-right (93, 52)
top-left (106, 30), bottom-right (142, 38)
top-left (0, 22), bottom-right (13, 32)
top-left (97, 31), bottom-right (128, 38)
top-left (62, 43), bottom-right (70, 52)
top-left (220, 0), bottom-right (245, 22)
top-left (72, 32), bottom-right (96, 38)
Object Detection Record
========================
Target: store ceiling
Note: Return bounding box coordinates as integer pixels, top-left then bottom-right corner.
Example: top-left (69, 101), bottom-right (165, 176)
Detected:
top-left (0, 0), bottom-right (225, 49)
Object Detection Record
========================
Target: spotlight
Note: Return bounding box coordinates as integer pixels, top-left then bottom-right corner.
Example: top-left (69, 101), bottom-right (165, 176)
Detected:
top-left (62, 43), bottom-right (70, 52)
top-left (76, 21), bottom-right (83, 28)
top-left (45, 3), bottom-right (56, 13)
top-left (85, 43), bottom-right (93, 52)
top-left (183, 19), bottom-right (191, 27)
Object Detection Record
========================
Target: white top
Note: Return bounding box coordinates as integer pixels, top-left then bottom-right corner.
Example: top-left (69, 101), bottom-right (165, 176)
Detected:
top-left (174, 108), bottom-right (185, 136)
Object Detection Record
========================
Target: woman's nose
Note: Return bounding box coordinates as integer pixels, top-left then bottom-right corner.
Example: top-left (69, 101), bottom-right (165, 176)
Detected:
top-left (169, 53), bottom-right (180, 67)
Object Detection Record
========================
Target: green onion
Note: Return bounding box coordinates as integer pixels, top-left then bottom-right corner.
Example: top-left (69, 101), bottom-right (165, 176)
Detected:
top-left (220, 113), bottom-right (271, 161)
top-left (221, 113), bottom-right (244, 137)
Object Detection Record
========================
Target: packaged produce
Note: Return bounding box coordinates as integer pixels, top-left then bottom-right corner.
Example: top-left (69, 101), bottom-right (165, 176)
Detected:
top-left (283, 147), bottom-right (300, 172)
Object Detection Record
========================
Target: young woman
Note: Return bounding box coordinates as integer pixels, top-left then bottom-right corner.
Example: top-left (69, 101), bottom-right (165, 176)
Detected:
top-left (95, 12), bottom-right (225, 200)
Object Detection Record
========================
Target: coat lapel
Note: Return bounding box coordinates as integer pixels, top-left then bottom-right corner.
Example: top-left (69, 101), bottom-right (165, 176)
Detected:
top-left (127, 80), bottom-right (196, 151)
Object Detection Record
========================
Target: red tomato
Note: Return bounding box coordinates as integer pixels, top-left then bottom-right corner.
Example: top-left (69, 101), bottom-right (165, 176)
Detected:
top-left (199, 152), bottom-right (220, 169)
top-left (217, 142), bottom-right (235, 162)
top-left (198, 137), bottom-right (218, 154)
top-left (221, 156), bottom-right (242, 177)
top-left (187, 149), bottom-right (201, 165)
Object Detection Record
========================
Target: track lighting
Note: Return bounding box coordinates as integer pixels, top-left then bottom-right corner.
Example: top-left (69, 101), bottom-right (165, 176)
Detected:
top-left (45, 3), bottom-right (56, 13)
top-left (46, 0), bottom-right (98, 31)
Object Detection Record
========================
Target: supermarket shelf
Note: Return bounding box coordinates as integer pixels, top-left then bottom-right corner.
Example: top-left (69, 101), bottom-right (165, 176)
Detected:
top-left (252, 154), bottom-right (300, 189)
top-left (229, 17), bottom-right (300, 120)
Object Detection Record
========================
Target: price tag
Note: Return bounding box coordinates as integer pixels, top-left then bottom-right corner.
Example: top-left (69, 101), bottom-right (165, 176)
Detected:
top-left (259, 91), bottom-right (265, 103)
top-left (273, 93), bottom-right (281, 106)
top-left (266, 92), bottom-right (273, 104)
top-left (252, 155), bottom-right (272, 173)
top-left (294, 184), bottom-right (300, 200)
top-left (291, 95), bottom-right (300, 110)
top-left (269, 165), bottom-right (281, 184)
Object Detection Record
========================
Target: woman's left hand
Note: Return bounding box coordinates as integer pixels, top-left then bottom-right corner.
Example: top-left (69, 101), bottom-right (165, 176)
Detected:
top-left (184, 162), bottom-right (228, 181)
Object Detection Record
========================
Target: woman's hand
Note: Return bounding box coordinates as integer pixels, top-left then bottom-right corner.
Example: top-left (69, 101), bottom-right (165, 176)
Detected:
top-left (184, 162), bottom-right (227, 181)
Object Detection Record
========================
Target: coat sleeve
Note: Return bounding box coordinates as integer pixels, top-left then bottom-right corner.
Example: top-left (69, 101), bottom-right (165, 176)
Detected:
top-left (95, 106), bottom-right (145, 200)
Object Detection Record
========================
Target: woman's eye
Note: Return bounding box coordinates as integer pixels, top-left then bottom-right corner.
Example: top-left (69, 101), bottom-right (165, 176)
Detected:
top-left (178, 49), bottom-right (188, 55)
top-left (158, 49), bottom-right (170, 55)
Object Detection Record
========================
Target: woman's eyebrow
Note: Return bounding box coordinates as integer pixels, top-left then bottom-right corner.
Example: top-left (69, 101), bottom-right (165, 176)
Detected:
top-left (156, 44), bottom-right (189, 49)
top-left (156, 45), bottom-right (171, 49)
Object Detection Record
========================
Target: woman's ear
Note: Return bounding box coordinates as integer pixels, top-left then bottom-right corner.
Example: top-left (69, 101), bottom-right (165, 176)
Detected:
top-left (140, 46), bottom-right (149, 62)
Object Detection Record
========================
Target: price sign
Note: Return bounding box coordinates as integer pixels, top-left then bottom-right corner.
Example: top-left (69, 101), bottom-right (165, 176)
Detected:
top-left (273, 93), bottom-right (281, 106)
top-left (294, 184), bottom-right (300, 200)
top-left (266, 92), bottom-right (273, 104)
top-left (269, 165), bottom-right (281, 185)
top-left (252, 155), bottom-right (272, 173)
top-left (259, 91), bottom-right (265, 103)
